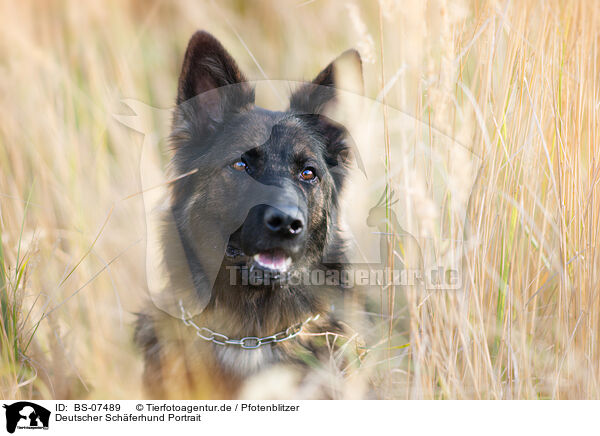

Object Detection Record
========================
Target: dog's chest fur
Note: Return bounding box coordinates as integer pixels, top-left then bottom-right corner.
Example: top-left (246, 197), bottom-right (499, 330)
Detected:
top-left (212, 342), bottom-right (283, 376)
top-left (136, 307), bottom-right (350, 399)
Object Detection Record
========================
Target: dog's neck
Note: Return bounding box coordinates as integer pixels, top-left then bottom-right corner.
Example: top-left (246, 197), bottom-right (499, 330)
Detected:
top-left (203, 265), bottom-right (328, 338)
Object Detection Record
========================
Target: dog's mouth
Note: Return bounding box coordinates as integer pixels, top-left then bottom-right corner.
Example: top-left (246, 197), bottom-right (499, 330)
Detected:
top-left (225, 245), bottom-right (293, 273)
top-left (252, 249), bottom-right (292, 272)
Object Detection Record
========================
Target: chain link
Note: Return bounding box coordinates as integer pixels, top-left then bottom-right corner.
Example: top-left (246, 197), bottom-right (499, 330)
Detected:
top-left (178, 300), bottom-right (320, 349)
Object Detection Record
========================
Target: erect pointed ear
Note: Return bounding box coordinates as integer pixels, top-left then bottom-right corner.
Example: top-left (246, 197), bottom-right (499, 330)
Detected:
top-left (289, 49), bottom-right (363, 116)
top-left (175, 31), bottom-right (254, 135)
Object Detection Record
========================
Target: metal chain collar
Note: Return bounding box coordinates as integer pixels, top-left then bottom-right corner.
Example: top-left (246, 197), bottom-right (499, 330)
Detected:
top-left (178, 300), bottom-right (320, 349)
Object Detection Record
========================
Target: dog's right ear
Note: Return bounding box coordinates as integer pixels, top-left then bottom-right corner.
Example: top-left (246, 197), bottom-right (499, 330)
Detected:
top-left (175, 31), bottom-right (254, 136)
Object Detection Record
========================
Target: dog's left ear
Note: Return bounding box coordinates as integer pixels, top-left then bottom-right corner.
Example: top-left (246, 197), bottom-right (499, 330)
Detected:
top-left (289, 49), bottom-right (363, 116)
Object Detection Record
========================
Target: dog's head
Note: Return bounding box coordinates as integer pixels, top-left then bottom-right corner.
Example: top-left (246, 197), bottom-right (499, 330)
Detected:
top-left (168, 31), bottom-right (362, 292)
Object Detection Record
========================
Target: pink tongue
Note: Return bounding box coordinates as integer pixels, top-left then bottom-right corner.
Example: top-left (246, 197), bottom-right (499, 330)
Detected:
top-left (257, 252), bottom-right (287, 269)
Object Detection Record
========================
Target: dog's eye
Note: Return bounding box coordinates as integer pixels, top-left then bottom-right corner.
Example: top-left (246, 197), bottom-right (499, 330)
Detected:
top-left (300, 167), bottom-right (317, 182)
top-left (231, 160), bottom-right (247, 171)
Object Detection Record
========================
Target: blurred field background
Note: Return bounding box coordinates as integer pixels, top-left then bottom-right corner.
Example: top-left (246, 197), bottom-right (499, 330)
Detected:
top-left (1, 0), bottom-right (599, 399)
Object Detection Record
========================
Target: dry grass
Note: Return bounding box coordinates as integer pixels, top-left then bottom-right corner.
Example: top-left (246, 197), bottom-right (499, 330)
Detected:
top-left (0, 0), bottom-right (599, 399)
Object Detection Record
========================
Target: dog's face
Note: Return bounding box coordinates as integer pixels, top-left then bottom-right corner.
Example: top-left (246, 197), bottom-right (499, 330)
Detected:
top-left (169, 31), bottom-right (360, 290)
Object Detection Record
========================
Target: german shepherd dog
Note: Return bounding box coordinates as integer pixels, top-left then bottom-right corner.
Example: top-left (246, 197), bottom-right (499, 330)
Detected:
top-left (135, 31), bottom-right (364, 399)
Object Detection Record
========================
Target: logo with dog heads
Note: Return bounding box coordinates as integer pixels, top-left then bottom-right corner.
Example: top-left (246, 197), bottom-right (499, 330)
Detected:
top-left (2, 402), bottom-right (50, 433)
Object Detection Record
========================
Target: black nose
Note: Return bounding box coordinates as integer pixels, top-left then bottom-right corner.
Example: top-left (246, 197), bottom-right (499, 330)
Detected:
top-left (264, 205), bottom-right (304, 236)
